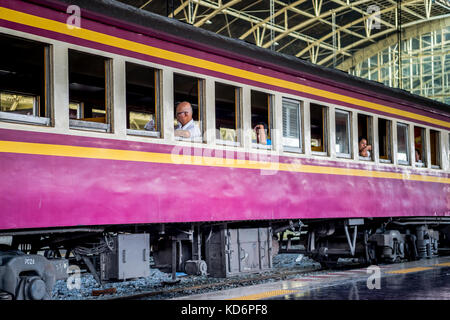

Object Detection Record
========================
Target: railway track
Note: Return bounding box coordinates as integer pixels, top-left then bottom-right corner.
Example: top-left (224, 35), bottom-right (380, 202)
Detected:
top-left (105, 267), bottom-right (321, 300)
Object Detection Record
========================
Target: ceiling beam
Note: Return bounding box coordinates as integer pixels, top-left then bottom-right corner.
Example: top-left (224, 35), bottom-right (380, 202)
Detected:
top-left (295, 0), bottom-right (419, 59)
top-left (194, 0), bottom-right (242, 27)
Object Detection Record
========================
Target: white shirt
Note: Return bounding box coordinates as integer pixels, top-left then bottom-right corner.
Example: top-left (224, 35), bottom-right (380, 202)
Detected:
top-left (360, 150), bottom-right (371, 159)
top-left (175, 119), bottom-right (202, 139)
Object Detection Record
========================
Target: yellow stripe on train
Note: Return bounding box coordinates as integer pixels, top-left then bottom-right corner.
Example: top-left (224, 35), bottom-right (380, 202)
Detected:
top-left (0, 140), bottom-right (449, 184)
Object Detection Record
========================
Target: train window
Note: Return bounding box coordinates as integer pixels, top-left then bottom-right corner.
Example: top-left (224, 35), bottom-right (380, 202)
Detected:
top-left (125, 62), bottom-right (161, 138)
top-left (282, 98), bottom-right (302, 152)
top-left (335, 109), bottom-right (351, 158)
top-left (430, 129), bottom-right (441, 169)
top-left (358, 114), bottom-right (373, 161)
top-left (0, 34), bottom-right (51, 126)
top-left (215, 82), bottom-right (241, 146)
top-left (397, 122), bottom-right (410, 165)
top-left (378, 118), bottom-right (392, 163)
top-left (173, 73), bottom-right (204, 142)
top-left (414, 126), bottom-right (427, 167)
top-left (310, 104), bottom-right (328, 155)
top-left (69, 50), bottom-right (112, 132)
top-left (251, 90), bottom-right (273, 149)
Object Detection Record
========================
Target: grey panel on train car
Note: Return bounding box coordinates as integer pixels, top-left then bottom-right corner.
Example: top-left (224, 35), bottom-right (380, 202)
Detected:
top-left (206, 227), bottom-right (272, 278)
top-left (101, 233), bottom-right (150, 281)
top-left (205, 227), bottom-right (227, 278)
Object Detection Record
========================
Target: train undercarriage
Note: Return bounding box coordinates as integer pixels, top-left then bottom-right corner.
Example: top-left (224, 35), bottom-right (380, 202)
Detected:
top-left (1, 217), bottom-right (450, 300)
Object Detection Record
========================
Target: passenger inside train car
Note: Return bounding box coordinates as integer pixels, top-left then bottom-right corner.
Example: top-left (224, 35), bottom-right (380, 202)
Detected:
top-left (0, 34), bottom-right (50, 125)
top-left (254, 122), bottom-right (271, 145)
top-left (358, 114), bottom-right (373, 161)
top-left (415, 149), bottom-right (422, 163)
top-left (358, 137), bottom-right (372, 158)
top-left (126, 62), bottom-right (161, 138)
top-left (414, 126), bottom-right (427, 167)
top-left (174, 101), bottom-right (201, 139)
top-left (251, 90), bottom-right (272, 148)
top-left (173, 73), bottom-right (203, 142)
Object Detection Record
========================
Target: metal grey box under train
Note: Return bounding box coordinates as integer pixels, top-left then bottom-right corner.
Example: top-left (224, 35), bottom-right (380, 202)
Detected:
top-left (100, 233), bottom-right (150, 281)
top-left (206, 226), bottom-right (273, 278)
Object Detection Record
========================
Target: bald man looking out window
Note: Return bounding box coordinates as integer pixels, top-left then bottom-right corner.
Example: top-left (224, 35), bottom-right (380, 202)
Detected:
top-left (174, 101), bottom-right (201, 139)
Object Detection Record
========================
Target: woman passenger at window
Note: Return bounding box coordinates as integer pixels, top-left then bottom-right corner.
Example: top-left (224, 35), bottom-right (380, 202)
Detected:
top-left (415, 149), bottom-right (422, 163)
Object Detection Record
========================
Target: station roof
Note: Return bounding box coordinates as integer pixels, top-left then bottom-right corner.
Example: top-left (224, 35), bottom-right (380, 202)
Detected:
top-left (116, 0), bottom-right (450, 69)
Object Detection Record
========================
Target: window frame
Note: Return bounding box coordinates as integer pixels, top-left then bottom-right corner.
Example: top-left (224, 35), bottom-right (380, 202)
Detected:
top-left (357, 113), bottom-right (374, 162)
top-left (310, 103), bottom-right (328, 156)
top-left (173, 73), bottom-right (205, 143)
top-left (125, 62), bottom-right (162, 139)
top-left (0, 35), bottom-right (52, 126)
top-left (430, 129), bottom-right (441, 169)
top-left (396, 122), bottom-right (410, 166)
top-left (378, 117), bottom-right (393, 164)
top-left (335, 108), bottom-right (352, 159)
top-left (282, 97), bottom-right (303, 154)
top-left (251, 90), bottom-right (274, 150)
top-left (414, 125), bottom-right (427, 168)
top-left (215, 82), bottom-right (242, 147)
top-left (68, 49), bottom-right (113, 133)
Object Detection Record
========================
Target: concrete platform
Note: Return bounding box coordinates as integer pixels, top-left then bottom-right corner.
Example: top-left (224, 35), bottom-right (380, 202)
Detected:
top-left (173, 256), bottom-right (450, 300)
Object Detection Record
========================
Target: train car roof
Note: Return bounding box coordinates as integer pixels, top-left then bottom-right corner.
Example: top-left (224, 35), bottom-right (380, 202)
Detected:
top-left (29, 0), bottom-right (450, 117)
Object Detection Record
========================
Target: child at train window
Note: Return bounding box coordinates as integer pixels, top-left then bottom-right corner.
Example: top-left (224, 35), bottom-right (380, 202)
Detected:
top-left (359, 137), bottom-right (372, 158)
top-left (254, 122), bottom-right (271, 145)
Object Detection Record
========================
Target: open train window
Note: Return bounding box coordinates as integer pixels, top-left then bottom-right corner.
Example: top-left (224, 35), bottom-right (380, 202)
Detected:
top-left (0, 34), bottom-right (51, 126)
top-left (173, 73), bottom-right (204, 142)
top-left (335, 109), bottom-right (351, 158)
top-left (310, 104), bottom-right (328, 155)
top-left (430, 129), bottom-right (441, 169)
top-left (215, 82), bottom-right (241, 146)
top-left (69, 50), bottom-right (112, 132)
top-left (397, 122), bottom-right (410, 165)
top-left (251, 90), bottom-right (273, 149)
top-left (358, 114), bottom-right (373, 161)
top-left (414, 126), bottom-right (427, 167)
top-left (378, 118), bottom-right (392, 163)
top-left (126, 62), bottom-right (161, 138)
top-left (282, 98), bottom-right (302, 153)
